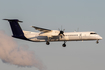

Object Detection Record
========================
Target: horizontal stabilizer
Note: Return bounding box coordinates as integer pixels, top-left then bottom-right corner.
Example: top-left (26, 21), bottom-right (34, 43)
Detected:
top-left (3, 19), bottom-right (23, 23)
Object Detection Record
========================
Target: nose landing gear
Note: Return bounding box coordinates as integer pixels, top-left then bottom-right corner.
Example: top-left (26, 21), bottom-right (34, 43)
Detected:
top-left (96, 40), bottom-right (99, 44)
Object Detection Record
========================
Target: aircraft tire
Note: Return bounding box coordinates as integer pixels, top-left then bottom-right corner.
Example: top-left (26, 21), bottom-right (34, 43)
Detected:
top-left (62, 44), bottom-right (66, 47)
top-left (96, 40), bottom-right (99, 44)
top-left (46, 41), bottom-right (50, 45)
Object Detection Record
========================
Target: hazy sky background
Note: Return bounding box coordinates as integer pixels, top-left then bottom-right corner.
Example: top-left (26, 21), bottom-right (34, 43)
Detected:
top-left (0, 0), bottom-right (105, 70)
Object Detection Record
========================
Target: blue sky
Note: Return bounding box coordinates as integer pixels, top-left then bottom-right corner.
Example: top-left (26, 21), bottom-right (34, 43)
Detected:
top-left (0, 0), bottom-right (105, 70)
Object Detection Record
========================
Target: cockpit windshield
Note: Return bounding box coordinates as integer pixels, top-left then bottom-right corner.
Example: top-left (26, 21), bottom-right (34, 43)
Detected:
top-left (90, 33), bottom-right (97, 34)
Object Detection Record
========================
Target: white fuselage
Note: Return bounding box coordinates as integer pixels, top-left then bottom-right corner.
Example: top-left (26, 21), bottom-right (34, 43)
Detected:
top-left (23, 30), bottom-right (102, 42)
top-left (4, 19), bottom-right (102, 47)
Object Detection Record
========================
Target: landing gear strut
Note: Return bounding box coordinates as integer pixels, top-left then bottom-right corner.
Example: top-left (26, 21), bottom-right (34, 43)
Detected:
top-left (96, 40), bottom-right (99, 44)
top-left (46, 37), bottom-right (51, 45)
top-left (62, 41), bottom-right (66, 47)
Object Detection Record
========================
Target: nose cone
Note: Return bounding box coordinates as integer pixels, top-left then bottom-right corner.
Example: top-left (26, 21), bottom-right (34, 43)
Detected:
top-left (98, 36), bottom-right (103, 40)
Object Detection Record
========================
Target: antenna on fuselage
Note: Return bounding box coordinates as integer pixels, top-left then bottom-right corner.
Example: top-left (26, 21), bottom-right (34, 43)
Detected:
top-left (74, 28), bottom-right (79, 32)
top-left (77, 28), bottom-right (79, 32)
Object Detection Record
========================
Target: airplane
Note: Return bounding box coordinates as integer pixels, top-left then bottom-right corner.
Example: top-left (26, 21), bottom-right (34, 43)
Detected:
top-left (3, 19), bottom-right (102, 47)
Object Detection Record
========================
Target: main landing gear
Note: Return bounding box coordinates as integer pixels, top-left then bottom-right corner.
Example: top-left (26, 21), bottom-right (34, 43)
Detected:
top-left (62, 41), bottom-right (66, 47)
top-left (46, 41), bottom-right (50, 45)
top-left (46, 36), bottom-right (67, 47)
top-left (46, 41), bottom-right (67, 47)
top-left (46, 37), bottom-right (51, 45)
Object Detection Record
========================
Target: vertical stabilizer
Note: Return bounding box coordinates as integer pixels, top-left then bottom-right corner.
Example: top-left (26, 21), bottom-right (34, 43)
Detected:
top-left (3, 19), bottom-right (27, 40)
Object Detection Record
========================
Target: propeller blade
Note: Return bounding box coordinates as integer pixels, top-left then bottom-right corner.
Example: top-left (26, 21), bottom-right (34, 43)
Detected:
top-left (58, 28), bottom-right (60, 31)
top-left (63, 29), bottom-right (65, 31)
top-left (58, 26), bottom-right (65, 38)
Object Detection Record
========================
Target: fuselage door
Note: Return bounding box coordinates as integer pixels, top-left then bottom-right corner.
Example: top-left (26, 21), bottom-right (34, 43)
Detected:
top-left (79, 33), bottom-right (82, 39)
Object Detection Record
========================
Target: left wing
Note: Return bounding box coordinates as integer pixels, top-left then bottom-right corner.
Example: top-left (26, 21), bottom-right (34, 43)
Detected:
top-left (32, 26), bottom-right (52, 33)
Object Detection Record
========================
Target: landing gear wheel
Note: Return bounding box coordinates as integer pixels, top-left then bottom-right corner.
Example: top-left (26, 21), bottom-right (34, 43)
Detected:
top-left (46, 41), bottom-right (50, 45)
top-left (96, 40), bottom-right (99, 44)
top-left (62, 43), bottom-right (66, 47)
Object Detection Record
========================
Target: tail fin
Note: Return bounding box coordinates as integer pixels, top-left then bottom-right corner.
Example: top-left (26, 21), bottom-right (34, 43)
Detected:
top-left (3, 19), bottom-right (27, 40)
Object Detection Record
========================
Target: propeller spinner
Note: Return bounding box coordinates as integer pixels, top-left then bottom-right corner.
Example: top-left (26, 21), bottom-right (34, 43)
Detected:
top-left (58, 26), bottom-right (65, 38)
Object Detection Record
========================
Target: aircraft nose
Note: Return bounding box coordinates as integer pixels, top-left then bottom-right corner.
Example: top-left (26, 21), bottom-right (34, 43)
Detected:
top-left (98, 36), bottom-right (102, 40)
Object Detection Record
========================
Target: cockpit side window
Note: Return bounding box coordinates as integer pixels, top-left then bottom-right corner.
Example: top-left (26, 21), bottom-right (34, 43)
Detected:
top-left (90, 33), bottom-right (97, 34)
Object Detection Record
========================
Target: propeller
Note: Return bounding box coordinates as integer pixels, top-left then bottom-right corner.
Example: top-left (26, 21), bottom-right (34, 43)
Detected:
top-left (58, 26), bottom-right (65, 38)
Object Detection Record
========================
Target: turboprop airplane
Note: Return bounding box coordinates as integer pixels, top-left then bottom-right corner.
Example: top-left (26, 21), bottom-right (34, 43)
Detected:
top-left (4, 19), bottom-right (102, 47)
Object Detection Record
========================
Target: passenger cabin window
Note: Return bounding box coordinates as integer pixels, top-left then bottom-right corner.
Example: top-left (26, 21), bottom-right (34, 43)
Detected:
top-left (90, 33), bottom-right (97, 34)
